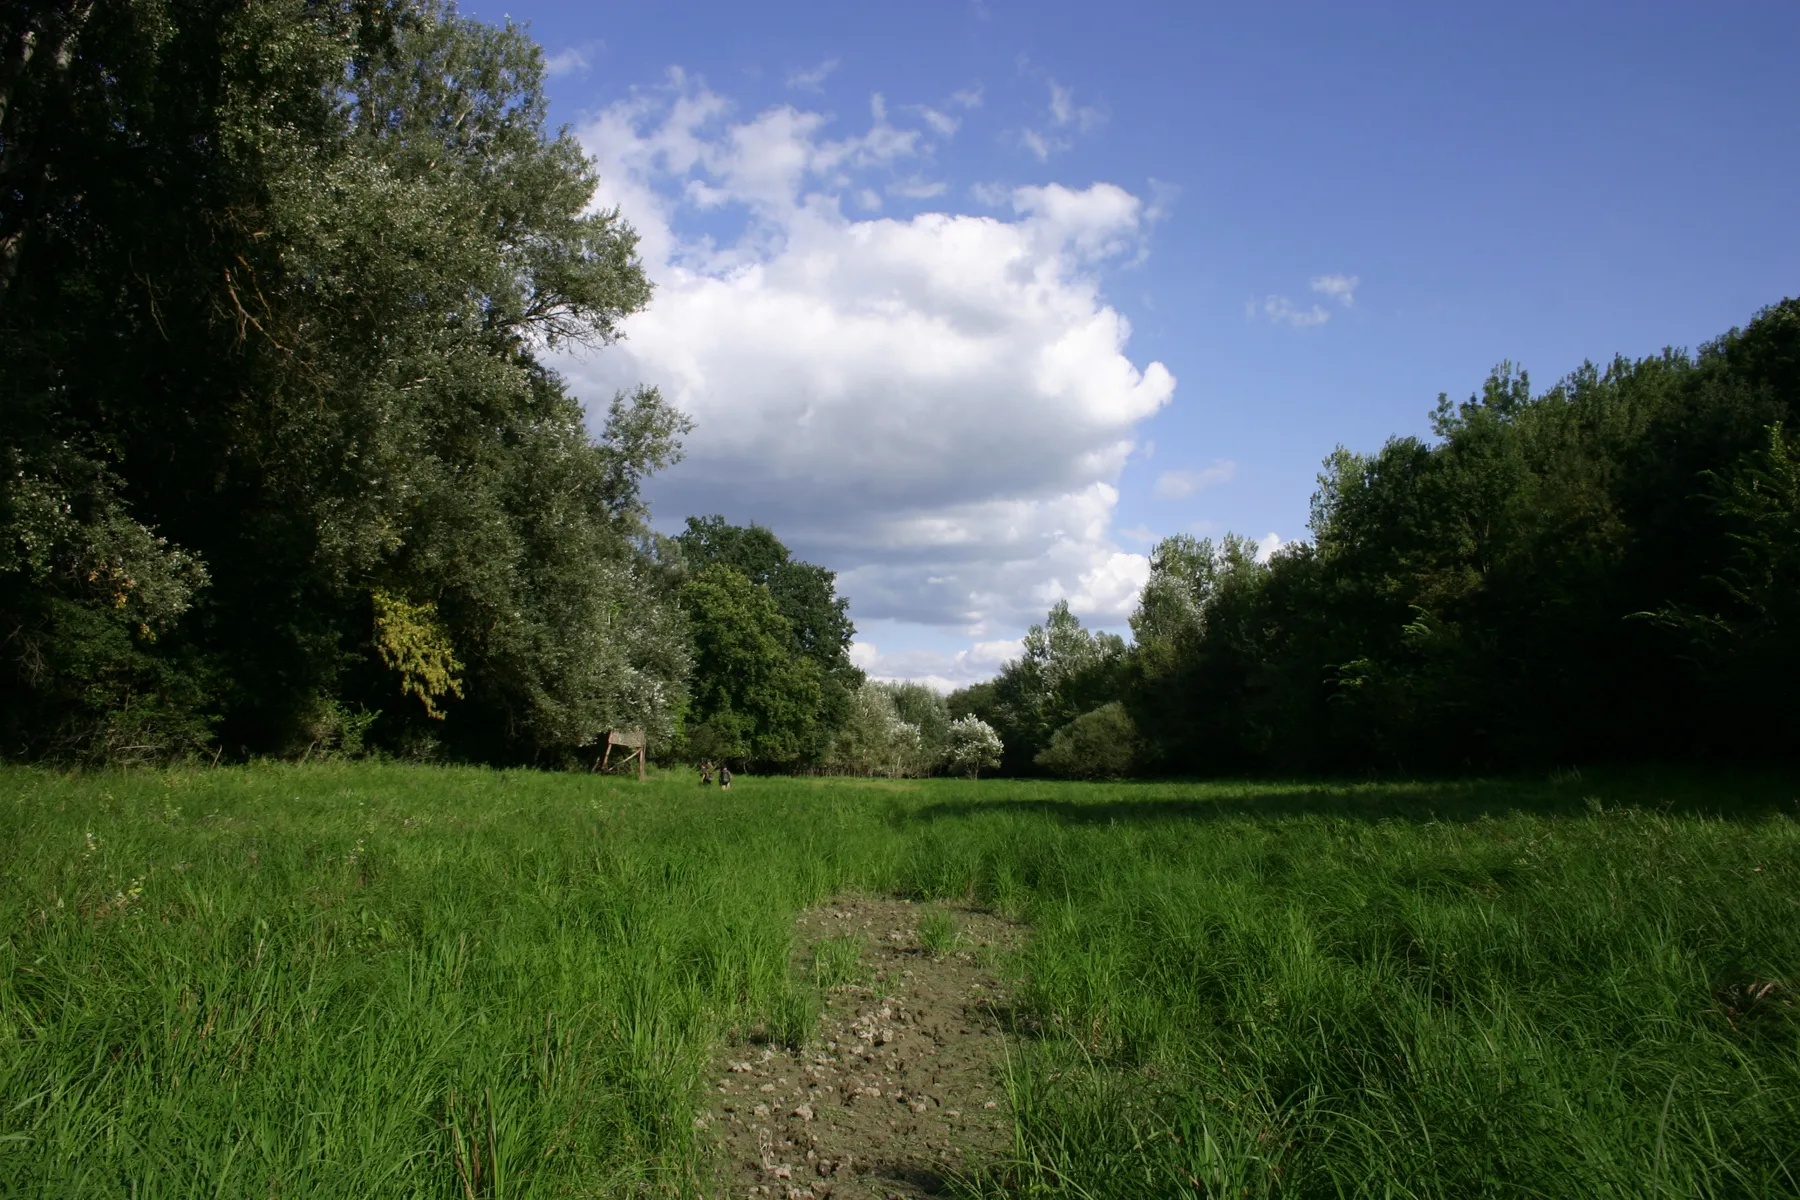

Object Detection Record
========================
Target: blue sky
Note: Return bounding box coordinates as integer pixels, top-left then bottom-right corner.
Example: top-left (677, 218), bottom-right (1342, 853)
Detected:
top-left (468, 0), bottom-right (1800, 688)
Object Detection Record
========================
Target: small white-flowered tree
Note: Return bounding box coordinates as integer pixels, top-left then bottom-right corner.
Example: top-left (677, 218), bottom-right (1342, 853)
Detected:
top-left (945, 716), bottom-right (1003, 779)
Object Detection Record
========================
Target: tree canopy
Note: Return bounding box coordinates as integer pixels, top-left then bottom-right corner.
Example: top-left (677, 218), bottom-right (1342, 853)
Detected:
top-left (675, 516), bottom-right (862, 762)
top-left (1, 0), bottom-right (690, 763)
top-left (965, 299), bottom-right (1800, 777)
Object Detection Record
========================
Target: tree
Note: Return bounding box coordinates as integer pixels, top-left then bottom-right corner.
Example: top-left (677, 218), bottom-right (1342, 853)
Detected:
top-left (1116, 298), bottom-right (1800, 774)
top-left (680, 565), bottom-right (822, 766)
top-left (675, 516), bottom-right (862, 758)
top-left (944, 716), bottom-right (1003, 780)
top-left (953, 600), bottom-right (1127, 774)
top-left (0, 0), bottom-right (691, 762)
top-left (883, 681), bottom-right (952, 765)
top-left (829, 681), bottom-right (929, 777)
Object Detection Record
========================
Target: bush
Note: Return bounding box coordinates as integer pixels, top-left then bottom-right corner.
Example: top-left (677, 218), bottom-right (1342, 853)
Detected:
top-left (1036, 702), bottom-right (1138, 779)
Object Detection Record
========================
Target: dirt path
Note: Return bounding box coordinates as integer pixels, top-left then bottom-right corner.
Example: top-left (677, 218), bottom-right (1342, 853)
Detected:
top-left (699, 897), bottom-right (1024, 1199)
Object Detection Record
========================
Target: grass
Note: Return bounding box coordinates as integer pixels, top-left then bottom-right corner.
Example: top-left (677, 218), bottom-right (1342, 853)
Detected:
top-left (809, 937), bottom-right (865, 990)
top-left (0, 764), bottom-right (1797, 1197)
top-left (919, 907), bottom-right (961, 957)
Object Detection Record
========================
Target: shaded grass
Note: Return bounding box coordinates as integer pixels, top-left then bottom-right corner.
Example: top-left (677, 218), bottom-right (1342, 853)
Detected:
top-left (0, 764), bottom-right (1796, 1196)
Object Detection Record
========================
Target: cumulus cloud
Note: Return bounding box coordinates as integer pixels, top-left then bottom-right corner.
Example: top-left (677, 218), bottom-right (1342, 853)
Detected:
top-left (851, 637), bottom-right (1022, 692)
top-left (562, 72), bottom-right (1174, 653)
top-left (786, 57), bottom-right (840, 92)
top-left (1310, 273), bottom-right (1359, 306)
top-left (1253, 532), bottom-right (1294, 563)
top-left (1154, 460), bottom-right (1237, 499)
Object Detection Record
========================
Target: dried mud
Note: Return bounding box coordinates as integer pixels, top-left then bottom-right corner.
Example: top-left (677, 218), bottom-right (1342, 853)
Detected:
top-left (700, 897), bottom-right (1024, 1199)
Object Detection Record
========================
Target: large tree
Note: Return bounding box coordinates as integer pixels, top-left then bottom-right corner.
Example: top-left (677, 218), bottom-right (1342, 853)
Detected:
top-left (0, 0), bottom-right (690, 762)
top-left (679, 565), bottom-right (822, 766)
top-left (675, 516), bottom-right (861, 759)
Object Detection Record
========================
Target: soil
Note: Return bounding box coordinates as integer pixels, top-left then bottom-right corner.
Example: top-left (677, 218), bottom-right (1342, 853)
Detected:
top-left (699, 897), bottom-right (1024, 1199)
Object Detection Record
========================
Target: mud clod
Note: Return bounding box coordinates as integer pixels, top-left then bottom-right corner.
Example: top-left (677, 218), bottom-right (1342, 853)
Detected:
top-left (706, 897), bottom-right (1022, 1199)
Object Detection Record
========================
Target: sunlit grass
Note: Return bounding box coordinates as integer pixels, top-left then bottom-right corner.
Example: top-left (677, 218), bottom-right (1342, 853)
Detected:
top-left (1, 763), bottom-right (1796, 1196)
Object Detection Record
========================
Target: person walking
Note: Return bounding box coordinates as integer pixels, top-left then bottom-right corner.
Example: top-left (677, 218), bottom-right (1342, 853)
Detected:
top-left (719, 765), bottom-right (733, 790)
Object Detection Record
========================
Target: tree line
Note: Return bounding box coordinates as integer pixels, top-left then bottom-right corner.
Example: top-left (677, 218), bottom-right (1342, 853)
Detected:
top-left (6, 3), bottom-right (1794, 777)
top-left (953, 298), bottom-right (1800, 776)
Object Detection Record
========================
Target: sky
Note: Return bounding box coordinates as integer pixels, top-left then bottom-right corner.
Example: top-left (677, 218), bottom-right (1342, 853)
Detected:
top-left (464, 0), bottom-right (1800, 690)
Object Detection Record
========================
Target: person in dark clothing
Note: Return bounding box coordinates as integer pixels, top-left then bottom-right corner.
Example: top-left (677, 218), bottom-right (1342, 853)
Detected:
top-left (719, 765), bottom-right (733, 790)
top-left (700, 763), bottom-right (712, 786)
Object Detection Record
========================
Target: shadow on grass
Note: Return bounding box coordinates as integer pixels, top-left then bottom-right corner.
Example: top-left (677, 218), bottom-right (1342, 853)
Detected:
top-left (907, 767), bottom-right (1800, 827)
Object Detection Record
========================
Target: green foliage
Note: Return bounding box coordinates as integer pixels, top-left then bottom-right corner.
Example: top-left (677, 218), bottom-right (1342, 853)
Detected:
top-left (809, 937), bottom-right (864, 990)
top-left (0, 453), bottom-right (214, 761)
top-left (1035, 701), bottom-right (1140, 779)
top-left (675, 516), bottom-right (862, 757)
top-left (1120, 298), bottom-right (1800, 773)
top-left (949, 600), bottom-right (1127, 775)
top-left (0, 0), bottom-right (690, 763)
top-left (680, 565), bottom-right (823, 766)
top-left (370, 590), bottom-right (463, 719)
top-left (2, 764), bottom-right (1796, 1196)
top-left (917, 907), bottom-right (960, 957)
top-left (826, 680), bottom-right (949, 776)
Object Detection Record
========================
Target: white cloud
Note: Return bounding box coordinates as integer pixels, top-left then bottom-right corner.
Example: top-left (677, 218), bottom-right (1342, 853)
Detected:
top-left (1154, 460), bottom-right (1237, 499)
top-left (1253, 532), bottom-right (1294, 563)
top-left (1261, 295), bottom-right (1332, 328)
top-left (564, 73), bottom-right (1175, 646)
top-left (1117, 524), bottom-right (1157, 544)
top-left (544, 43), bottom-right (600, 77)
top-left (1017, 76), bottom-right (1102, 163)
top-left (1019, 128), bottom-right (1062, 162)
top-left (951, 86), bottom-right (984, 109)
top-left (1047, 80), bottom-right (1104, 131)
top-left (888, 175), bottom-right (948, 199)
top-left (786, 58), bottom-right (840, 92)
top-left (913, 106), bottom-right (960, 136)
top-left (970, 181), bottom-right (1010, 207)
top-left (1310, 273), bottom-right (1359, 307)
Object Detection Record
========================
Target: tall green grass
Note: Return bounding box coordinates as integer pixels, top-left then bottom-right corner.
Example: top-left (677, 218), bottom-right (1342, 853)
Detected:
top-left (1, 765), bottom-right (1795, 1196)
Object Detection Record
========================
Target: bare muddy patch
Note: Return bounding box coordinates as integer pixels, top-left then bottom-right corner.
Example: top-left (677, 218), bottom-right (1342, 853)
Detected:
top-left (701, 897), bottom-right (1024, 1199)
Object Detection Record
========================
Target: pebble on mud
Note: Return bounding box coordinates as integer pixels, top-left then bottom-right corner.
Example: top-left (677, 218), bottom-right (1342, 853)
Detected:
top-left (706, 896), bottom-right (1020, 1200)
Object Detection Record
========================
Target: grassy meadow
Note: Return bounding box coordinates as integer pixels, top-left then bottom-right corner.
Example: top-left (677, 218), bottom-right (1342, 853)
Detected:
top-left (1, 764), bottom-right (1796, 1198)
